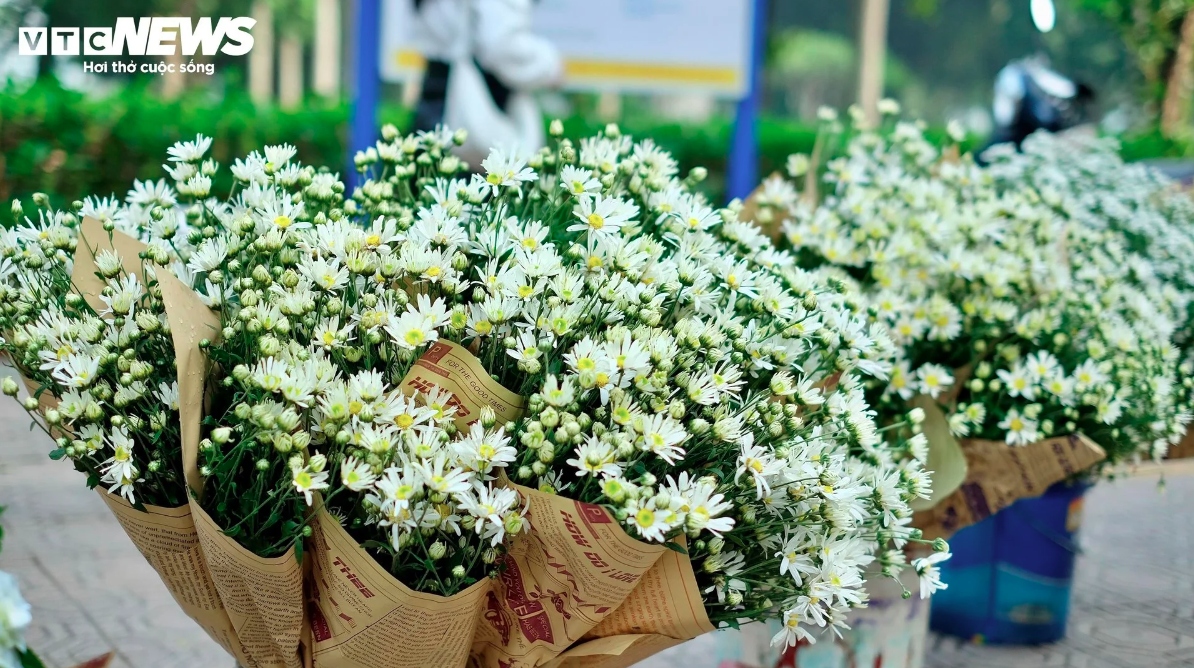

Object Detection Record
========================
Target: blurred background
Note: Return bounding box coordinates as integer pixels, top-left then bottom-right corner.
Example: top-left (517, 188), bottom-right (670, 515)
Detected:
top-left (0, 0), bottom-right (1187, 203)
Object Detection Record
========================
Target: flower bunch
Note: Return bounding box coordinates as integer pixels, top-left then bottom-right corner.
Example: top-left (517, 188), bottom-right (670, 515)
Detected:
top-left (753, 116), bottom-right (1190, 465)
top-left (985, 133), bottom-right (1194, 341)
top-left (346, 123), bottom-right (939, 640)
top-left (0, 185), bottom-right (196, 507)
top-left (5, 123), bottom-right (946, 648)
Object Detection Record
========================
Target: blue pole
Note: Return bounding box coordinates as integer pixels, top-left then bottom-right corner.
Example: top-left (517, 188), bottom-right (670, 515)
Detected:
top-left (349, 0), bottom-right (381, 189)
top-left (727, 0), bottom-right (768, 202)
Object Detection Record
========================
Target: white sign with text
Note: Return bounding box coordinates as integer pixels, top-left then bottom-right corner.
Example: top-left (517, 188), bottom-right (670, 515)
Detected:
top-left (381, 0), bottom-right (753, 96)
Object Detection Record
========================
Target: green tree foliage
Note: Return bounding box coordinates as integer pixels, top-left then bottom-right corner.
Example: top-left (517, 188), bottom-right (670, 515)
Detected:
top-left (1079, 0), bottom-right (1194, 134)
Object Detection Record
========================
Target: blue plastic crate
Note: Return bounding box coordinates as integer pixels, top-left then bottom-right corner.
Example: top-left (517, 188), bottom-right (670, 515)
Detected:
top-left (929, 481), bottom-right (1090, 644)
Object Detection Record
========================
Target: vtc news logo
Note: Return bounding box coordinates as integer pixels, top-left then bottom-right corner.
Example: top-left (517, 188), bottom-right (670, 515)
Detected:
top-left (18, 17), bottom-right (256, 57)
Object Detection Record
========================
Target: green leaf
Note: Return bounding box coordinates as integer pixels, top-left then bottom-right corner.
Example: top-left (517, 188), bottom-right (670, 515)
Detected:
top-left (294, 537), bottom-right (304, 564)
top-left (663, 540), bottom-right (688, 555)
top-left (360, 540), bottom-right (396, 555)
top-left (18, 648), bottom-right (47, 668)
top-left (47, 448), bottom-right (65, 461)
top-left (908, 394), bottom-right (968, 512)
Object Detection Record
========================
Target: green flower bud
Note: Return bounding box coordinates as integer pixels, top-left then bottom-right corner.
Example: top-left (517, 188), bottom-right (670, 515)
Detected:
top-left (504, 514), bottom-right (525, 536)
top-left (428, 541), bottom-right (447, 560)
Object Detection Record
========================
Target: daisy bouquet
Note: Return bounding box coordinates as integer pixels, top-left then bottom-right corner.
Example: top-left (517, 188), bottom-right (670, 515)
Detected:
top-left (177, 121), bottom-right (944, 661)
top-left (0, 193), bottom-right (193, 508)
top-left (749, 114), bottom-right (1189, 490)
top-left (0, 138), bottom-right (330, 668)
top-left (984, 132), bottom-right (1194, 347)
top-left (3, 122), bottom-right (946, 667)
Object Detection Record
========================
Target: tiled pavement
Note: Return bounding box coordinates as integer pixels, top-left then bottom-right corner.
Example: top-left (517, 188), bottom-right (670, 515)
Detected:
top-left (2, 378), bottom-right (1192, 668)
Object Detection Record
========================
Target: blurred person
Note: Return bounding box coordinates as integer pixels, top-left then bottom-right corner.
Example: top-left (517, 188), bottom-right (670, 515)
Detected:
top-left (411, 0), bottom-right (564, 166)
top-left (979, 56), bottom-right (1095, 161)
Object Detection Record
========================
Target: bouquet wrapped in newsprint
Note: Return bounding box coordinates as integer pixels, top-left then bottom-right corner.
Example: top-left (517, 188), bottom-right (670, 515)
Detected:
top-left (744, 107), bottom-right (1192, 540)
top-left (1, 124), bottom-right (948, 667)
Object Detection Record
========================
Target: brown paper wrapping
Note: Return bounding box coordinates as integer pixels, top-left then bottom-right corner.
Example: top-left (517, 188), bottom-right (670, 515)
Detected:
top-left (307, 510), bottom-right (491, 668)
top-left (470, 485), bottom-right (668, 667)
top-left (72, 222), bottom-right (710, 668)
top-left (397, 339), bottom-right (527, 431)
top-left (66, 220), bottom-right (254, 666)
top-left (96, 490), bottom-right (247, 662)
top-left (73, 217), bottom-right (137, 316)
top-left (403, 341), bottom-right (714, 666)
top-left (548, 537), bottom-right (714, 668)
top-left (157, 266), bottom-right (308, 668)
top-left (300, 340), bottom-right (713, 667)
top-left (914, 434), bottom-right (1106, 541)
top-left (1167, 428), bottom-right (1194, 459)
top-left (190, 501), bottom-right (306, 668)
top-left (736, 172), bottom-right (782, 243)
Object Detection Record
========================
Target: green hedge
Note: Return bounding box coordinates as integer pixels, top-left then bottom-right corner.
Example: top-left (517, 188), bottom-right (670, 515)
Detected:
top-left (0, 80), bottom-right (1158, 207)
top-left (0, 81), bottom-right (390, 207)
top-left (0, 81), bottom-right (849, 205)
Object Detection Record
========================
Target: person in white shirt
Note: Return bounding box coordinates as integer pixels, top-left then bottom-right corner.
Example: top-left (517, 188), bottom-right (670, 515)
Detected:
top-left (411, 0), bottom-right (563, 165)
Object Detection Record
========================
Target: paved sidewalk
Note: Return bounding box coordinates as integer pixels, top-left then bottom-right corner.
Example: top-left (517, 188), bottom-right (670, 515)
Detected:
top-left (2, 384), bottom-right (1192, 668)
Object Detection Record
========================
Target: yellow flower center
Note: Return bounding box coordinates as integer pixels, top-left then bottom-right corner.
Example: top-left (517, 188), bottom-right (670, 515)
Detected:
top-left (404, 329), bottom-right (426, 346)
top-left (274, 215), bottom-right (292, 229)
top-left (587, 213), bottom-right (605, 230)
top-left (634, 508), bottom-right (655, 528)
top-left (395, 414), bottom-right (415, 429)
